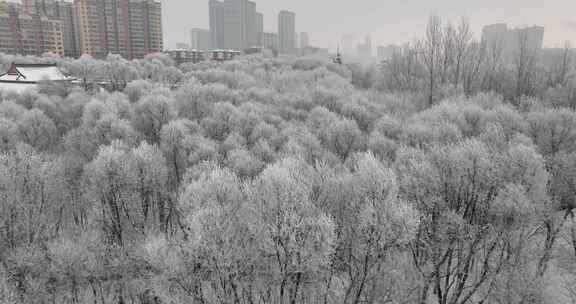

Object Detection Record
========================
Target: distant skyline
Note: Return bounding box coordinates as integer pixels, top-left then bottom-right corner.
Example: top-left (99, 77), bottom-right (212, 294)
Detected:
top-left (160, 0), bottom-right (576, 50)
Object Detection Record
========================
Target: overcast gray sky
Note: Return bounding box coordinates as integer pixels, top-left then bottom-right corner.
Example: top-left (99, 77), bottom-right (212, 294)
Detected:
top-left (161, 0), bottom-right (576, 50)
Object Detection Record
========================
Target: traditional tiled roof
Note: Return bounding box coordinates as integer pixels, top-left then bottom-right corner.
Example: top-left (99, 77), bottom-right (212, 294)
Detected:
top-left (0, 63), bottom-right (70, 83)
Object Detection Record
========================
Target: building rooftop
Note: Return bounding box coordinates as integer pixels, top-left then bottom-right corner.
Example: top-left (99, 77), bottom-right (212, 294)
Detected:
top-left (0, 63), bottom-right (70, 83)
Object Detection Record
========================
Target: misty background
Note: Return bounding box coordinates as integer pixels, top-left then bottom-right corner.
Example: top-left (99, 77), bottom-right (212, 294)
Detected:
top-left (161, 0), bottom-right (576, 50)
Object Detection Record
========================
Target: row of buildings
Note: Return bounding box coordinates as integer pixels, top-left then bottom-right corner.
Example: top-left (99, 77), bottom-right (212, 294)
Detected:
top-left (165, 49), bottom-right (241, 65)
top-left (189, 0), bottom-right (301, 55)
top-left (346, 23), bottom-right (545, 61)
top-left (0, 0), bottom-right (162, 59)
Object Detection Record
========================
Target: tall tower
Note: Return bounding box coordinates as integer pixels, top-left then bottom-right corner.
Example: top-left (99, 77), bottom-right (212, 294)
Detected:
top-left (210, 0), bottom-right (257, 51)
top-left (224, 0), bottom-right (256, 50)
top-left (209, 0), bottom-right (225, 49)
top-left (246, 0), bottom-right (257, 48)
top-left (255, 12), bottom-right (263, 46)
top-left (255, 12), bottom-right (263, 34)
top-left (278, 10), bottom-right (295, 54)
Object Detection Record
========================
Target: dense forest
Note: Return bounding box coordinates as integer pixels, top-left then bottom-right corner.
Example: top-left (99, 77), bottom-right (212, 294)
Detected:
top-left (1, 16), bottom-right (576, 304)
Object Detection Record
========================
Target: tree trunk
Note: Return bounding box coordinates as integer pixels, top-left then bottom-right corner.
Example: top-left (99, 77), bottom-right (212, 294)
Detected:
top-left (537, 211), bottom-right (570, 277)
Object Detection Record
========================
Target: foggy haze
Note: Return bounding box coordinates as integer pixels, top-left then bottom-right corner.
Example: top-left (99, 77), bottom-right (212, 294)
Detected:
top-left (161, 0), bottom-right (576, 49)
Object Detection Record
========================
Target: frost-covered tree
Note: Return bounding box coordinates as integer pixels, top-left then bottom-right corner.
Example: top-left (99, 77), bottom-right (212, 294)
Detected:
top-left (526, 108), bottom-right (576, 156)
top-left (65, 54), bottom-right (102, 91)
top-left (395, 139), bottom-right (548, 304)
top-left (104, 54), bottom-right (138, 91)
top-left (326, 118), bottom-right (364, 160)
top-left (83, 141), bottom-right (171, 245)
top-left (174, 82), bottom-right (232, 121)
top-left (159, 119), bottom-right (196, 188)
top-left (248, 158), bottom-right (336, 303)
top-left (0, 118), bottom-right (20, 152)
top-left (18, 108), bottom-right (58, 151)
top-left (0, 144), bottom-right (66, 249)
top-left (177, 164), bottom-right (254, 303)
top-left (132, 92), bottom-right (176, 144)
top-left (333, 153), bottom-right (419, 304)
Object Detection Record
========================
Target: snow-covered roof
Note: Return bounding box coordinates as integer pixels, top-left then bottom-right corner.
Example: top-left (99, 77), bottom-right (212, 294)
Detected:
top-left (0, 63), bottom-right (70, 83)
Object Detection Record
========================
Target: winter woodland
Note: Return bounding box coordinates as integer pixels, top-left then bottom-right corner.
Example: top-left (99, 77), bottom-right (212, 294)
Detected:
top-left (0, 16), bottom-right (576, 304)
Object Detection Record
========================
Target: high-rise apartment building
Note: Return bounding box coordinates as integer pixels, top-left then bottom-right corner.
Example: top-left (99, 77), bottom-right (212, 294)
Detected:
top-left (255, 12), bottom-right (263, 46)
top-left (210, 0), bottom-right (299, 52)
top-left (481, 23), bottom-right (508, 49)
top-left (255, 12), bottom-right (262, 34)
top-left (0, 0), bottom-right (162, 59)
top-left (481, 23), bottom-right (544, 56)
top-left (209, 0), bottom-right (258, 51)
top-left (29, 0), bottom-right (80, 58)
top-left (131, 0), bottom-right (163, 58)
top-left (514, 26), bottom-right (544, 52)
top-left (0, 1), bottom-right (64, 56)
top-left (245, 0), bottom-right (256, 49)
top-left (278, 10), bottom-right (295, 54)
top-left (74, 0), bottom-right (161, 59)
top-left (191, 28), bottom-right (211, 50)
top-left (224, 0), bottom-right (256, 50)
top-left (74, 0), bottom-right (101, 57)
top-left (299, 32), bottom-right (308, 49)
top-left (209, 0), bottom-right (225, 49)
